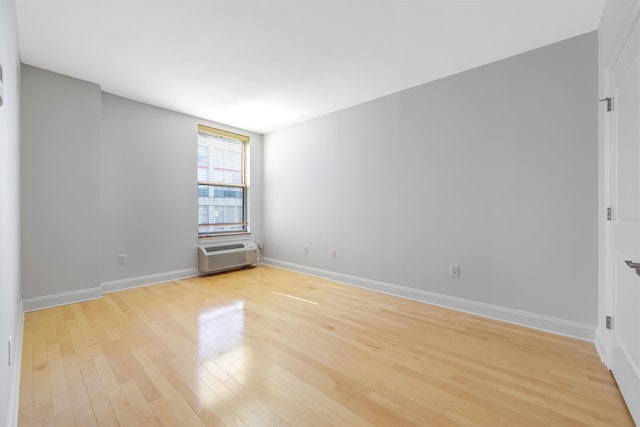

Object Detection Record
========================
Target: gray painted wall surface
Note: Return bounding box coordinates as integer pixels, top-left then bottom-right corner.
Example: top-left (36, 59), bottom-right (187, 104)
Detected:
top-left (264, 32), bottom-right (598, 325)
top-left (1, 0), bottom-right (22, 424)
top-left (20, 70), bottom-right (264, 297)
top-left (101, 94), bottom-right (197, 282)
top-left (21, 65), bottom-right (102, 299)
top-left (100, 94), bottom-right (263, 283)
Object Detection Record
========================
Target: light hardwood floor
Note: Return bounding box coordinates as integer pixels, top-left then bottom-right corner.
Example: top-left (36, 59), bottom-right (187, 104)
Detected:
top-left (18, 265), bottom-right (633, 426)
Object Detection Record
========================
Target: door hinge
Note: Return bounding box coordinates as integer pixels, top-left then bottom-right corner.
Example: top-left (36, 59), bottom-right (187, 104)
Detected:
top-left (607, 207), bottom-right (612, 221)
top-left (599, 97), bottom-right (612, 112)
top-left (606, 316), bottom-right (613, 330)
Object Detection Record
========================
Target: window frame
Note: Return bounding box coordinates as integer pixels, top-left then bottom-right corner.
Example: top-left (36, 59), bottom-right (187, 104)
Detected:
top-left (197, 124), bottom-right (249, 237)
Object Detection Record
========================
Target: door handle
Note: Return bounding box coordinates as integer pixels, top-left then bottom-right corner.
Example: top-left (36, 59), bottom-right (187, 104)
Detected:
top-left (624, 260), bottom-right (640, 276)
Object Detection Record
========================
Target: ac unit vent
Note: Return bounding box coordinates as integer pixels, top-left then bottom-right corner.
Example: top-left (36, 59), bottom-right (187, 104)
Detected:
top-left (198, 241), bottom-right (258, 274)
top-left (205, 243), bottom-right (245, 252)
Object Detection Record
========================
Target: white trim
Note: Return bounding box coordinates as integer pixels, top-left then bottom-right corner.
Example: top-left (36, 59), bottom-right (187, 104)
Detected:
top-left (22, 268), bottom-right (202, 311)
top-left (264, 258), bottom-right (595, 342)
top-left (7, 302), bottom-right (24, 427)
top-left (595, 326), bottom-right (608, 367)
top-left (600, 64), bottom-right (613, 368)
top-left (22, 287), bottom-right (103, 312)
top-left (101, 268), bottom-right (200, 293)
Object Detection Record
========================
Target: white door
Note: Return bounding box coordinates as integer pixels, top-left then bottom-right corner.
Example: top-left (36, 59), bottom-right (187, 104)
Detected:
top-left (610, 14), bottom-right (640, 426)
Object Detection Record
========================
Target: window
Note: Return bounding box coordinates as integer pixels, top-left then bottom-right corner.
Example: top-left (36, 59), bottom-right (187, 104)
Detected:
top-left (197, 124), bottom-right (249, 236)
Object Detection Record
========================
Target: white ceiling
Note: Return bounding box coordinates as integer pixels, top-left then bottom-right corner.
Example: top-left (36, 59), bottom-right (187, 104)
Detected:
top-left (16, 0), bottom-right (604, 134)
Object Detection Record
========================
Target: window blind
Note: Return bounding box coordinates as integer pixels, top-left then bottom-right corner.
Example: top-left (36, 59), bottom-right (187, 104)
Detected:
top-left (197, 125), bottom-right (249, 236)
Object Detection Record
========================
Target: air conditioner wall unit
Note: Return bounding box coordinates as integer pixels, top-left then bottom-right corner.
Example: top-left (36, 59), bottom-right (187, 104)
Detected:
top-left (198, 241), bottom-right (258, 274)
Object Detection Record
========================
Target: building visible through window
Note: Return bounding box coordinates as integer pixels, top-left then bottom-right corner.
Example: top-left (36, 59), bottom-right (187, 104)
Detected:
top-left (197, 125), bottom-right (248, 236)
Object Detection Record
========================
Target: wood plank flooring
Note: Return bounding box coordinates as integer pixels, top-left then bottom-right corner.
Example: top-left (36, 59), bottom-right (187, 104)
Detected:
top-left (18, 265), bottom-right (633, 426)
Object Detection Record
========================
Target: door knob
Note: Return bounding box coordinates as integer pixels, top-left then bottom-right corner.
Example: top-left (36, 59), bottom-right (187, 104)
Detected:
top-left (624, 260), bottom-right (640, 276)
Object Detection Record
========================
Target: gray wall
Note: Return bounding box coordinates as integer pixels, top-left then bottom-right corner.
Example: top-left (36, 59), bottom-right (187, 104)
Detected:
top-left (0, 0), bottom-right (22, 424)
top-left (21, 65), bottom-right (102, 299)
top-left (264, 32), bottom-right (598, 325)
top-left (20, 67), bottom-right (263, 302)
top-left (100, 93), bottom-right (263, 284)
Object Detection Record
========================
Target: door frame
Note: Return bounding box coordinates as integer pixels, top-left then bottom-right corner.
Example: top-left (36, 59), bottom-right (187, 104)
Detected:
top-left (598, 62), bottom-right (612, 368)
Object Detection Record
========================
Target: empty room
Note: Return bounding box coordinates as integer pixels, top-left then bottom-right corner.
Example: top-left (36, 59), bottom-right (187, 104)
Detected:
top-left (1, 0), bottom-right (639, 425)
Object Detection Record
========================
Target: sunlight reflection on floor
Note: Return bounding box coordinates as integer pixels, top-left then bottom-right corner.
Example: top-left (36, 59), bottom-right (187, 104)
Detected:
top-left (197, 301), bottom-right (247, 405)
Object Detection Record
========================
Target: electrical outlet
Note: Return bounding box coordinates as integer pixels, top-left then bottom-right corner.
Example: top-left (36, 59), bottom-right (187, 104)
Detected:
top-left (331, 249), bottom-right (336, 258)
top-left (450, 265), bottom-right (460, 278)
top-left (303, 246), bottom-right (309, 254)
top-left (117, 254), bottom-right (128, 265)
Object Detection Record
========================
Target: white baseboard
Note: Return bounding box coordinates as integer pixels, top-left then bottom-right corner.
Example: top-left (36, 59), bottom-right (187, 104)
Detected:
top-left (22, 287), bottom-right (103, 312)
top-left (7, 301), bottom-right (24, 427)
top-left (263, 258), bottom-right (596, 342)
top-left (22, 268), bottom-right (202, 312)
top-left (100, 268), bottom-right (200, 293)
top-left (595, 327), bottom-right (609, 368)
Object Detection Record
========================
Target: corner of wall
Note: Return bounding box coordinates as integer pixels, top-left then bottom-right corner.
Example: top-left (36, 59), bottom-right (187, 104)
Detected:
top-left (7, 301), bottom-right (24, 427)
